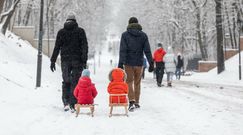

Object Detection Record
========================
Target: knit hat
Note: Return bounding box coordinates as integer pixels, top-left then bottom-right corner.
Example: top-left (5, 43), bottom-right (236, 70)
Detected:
top-left (67, 13), bottom-right (76, 21)
top-left (81, 69), bottom-right (90, 77)
top-left (128, 17), bottom-right (138, 24)
top-left (157, 43), bottom-right (163, 48)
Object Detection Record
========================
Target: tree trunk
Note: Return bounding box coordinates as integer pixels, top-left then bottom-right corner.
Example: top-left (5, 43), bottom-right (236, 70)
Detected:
top-left (49, 0), bottom-right (57, 38)
top-left (192, 0), bottom-right (208, 60)
top-left (23, 0), bottom-right (34, 26)
top-left (17, 4), bottom-right (21, 25)
top-left (0, 0), bottom-right (20, 34)
top-left (4, 0), bottom-right (13, 11)
top-left (202, 12), bottom-right (208, 59)
top-left (0, 0), bottom-right (5, 14)
top-left (215, 0), bottom-right (225, 74)
top-left (224, 2), bottom-right (235, 49)
top-left (232, 7), bottom-right (238, 49)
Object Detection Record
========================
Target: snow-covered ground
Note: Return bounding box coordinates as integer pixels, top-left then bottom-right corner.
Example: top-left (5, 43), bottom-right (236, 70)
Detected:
top-left (183, 52), bottom-right (243, 87)
top-left (0, 32), bottom-right (243, 135)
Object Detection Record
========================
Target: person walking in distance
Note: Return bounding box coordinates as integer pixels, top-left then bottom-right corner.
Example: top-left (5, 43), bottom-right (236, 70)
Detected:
top-left (153, 43), bottom-right (166, 87)
top-left (175, 53), bottom-right (184, 80)
top-left (50, 13), bottom-right (88, 112)
top-left (118, 17), bottom-right (154, 112)
top-left (164, 47), bottom-right (176, 87)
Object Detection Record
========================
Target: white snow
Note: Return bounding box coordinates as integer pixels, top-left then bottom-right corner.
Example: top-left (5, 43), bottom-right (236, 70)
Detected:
top-left (0, 32), bottom-right (243, 135)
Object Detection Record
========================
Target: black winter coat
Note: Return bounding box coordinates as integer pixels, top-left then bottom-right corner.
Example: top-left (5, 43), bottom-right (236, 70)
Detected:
top-left (176, 55), bottom-right (184, 68)
top-left (118, 23), bottom-right (153, 67)
top-left (50, 20), bottom-right (88, 64)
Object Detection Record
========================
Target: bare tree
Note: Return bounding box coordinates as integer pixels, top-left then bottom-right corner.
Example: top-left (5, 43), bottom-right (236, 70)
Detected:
top-left (224, 2), bottom-right (236, 49)
top-left (0, 0), bottom-right (20, 35)
top-left (23, 0), bottom-right (34, 26)
top-left (0, 0), bottom-right (5, 14)
top-left (192, 0), bottom-right (209, 60)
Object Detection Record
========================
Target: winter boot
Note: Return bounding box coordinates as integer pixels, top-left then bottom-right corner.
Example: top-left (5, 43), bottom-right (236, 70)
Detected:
top-left (167, 82), bottom-right (172, 87)
top-left (134, 103), bottom-right (140, 108)
top-left (157, 82), bottom-right (162, 87)
top-left (64, 105), bottom-right (70, 112)
top-left (128, 101), bottom-right (135, 112)
top-left (70, 104), bottom-right (76, 113)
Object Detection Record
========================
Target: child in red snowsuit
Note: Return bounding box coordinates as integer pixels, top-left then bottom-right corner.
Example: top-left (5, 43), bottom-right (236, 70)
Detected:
top-left (73, 69), bottom-right (98, 105)
top-left (107, 68), bottom-right (128, 104)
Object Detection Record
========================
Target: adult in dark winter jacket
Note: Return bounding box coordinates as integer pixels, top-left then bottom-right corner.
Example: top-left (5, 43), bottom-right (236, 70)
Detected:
top-left (50, 14), bottom-right (88, 112)
top-left (153, 43), bottom-right (166, 87)
top-left (118, 17), bottom-right (154, 111)
top-left (175, 53), bottom-right (184, 80)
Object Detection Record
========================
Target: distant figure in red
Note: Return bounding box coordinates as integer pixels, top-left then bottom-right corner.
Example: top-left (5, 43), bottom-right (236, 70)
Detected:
top-left (153, 43), bottom-right (166, 87)
top-left (108, 68), bottom-right (128, 104)
top-left (73, 69), bottom-right (98, 105)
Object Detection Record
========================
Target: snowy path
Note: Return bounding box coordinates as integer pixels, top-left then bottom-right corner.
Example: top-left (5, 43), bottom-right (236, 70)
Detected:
top-left (140, 77), bottom-right (243, 135)
top-left (1, 34), bottom-right (243, 135)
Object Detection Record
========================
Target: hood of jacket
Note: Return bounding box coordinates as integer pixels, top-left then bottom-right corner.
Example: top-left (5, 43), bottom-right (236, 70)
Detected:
top-left (77, 77), bottom-right (92, 88)
top-left (108, 68), bottom-right (127, 82)
top-left (64, 20), bottom-right (78, 30)
top-left (127, 23), bottom-right (143, 37)
top-left (157, 48), bottom-right (165, 53)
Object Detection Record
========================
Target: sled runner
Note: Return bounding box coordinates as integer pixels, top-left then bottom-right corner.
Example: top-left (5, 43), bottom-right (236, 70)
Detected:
top-left (75, 104), bottom-right (95, 117)
top-left (109, 94), bottom-right (128, 117)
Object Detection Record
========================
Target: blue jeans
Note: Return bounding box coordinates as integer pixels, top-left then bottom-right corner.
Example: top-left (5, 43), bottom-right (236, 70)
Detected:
top-left (175, 67), bottom-right (181, 80)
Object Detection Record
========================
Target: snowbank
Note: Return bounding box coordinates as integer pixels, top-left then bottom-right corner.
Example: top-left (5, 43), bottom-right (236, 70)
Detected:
top-left (183, 52), bottom-right (243, 86)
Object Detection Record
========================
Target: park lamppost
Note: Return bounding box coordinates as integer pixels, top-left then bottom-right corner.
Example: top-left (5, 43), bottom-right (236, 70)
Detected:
top-left (237, 12), bottom-right (242, 80)
top-left (36, 0), bottom-right (44, 87)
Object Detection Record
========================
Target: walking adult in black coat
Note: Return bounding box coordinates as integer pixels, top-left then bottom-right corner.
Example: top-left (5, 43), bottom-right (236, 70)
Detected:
top-left (50, 14), bottom-right (88, 112)
top-left (175, 53), bottom-right (184, 80)
top-left (118, 17), bottom-right (154, 111)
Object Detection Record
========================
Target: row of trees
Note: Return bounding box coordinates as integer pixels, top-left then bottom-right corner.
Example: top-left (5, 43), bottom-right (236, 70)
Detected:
top-left (113, 0), bottom-right (242, 73)
top-left (0, 0), bottom-right (242, 73)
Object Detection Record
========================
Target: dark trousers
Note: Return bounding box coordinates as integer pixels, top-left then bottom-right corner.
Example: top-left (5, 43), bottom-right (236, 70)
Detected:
top-left (175, 67), bottom-right (181, 80)
top-left (61, 60), bottom-right (83, 107)
top-left (155, 62), bottom-right (165, 84)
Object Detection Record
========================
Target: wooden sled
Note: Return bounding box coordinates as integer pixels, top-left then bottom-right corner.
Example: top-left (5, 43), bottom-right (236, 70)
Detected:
top-left (75, 104), bottom-right (95, 117)
top-left (109, 94), bottom-right (128, 117)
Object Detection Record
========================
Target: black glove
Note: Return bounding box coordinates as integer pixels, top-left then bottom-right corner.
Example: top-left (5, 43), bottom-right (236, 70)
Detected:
top-left (148, 62), bottom-right (154, 72)
top-left (83, 63), bottom-right (87, 69)
top-left (50, 62), bottom-right (56, 72)
top-left (118, 63), bottom-right (124, 69)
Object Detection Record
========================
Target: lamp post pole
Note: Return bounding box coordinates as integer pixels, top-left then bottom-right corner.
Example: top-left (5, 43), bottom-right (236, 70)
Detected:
top-left (237, 12), bottom-right (242, 80)
top-left (36, 0), bottom-right (44, 87)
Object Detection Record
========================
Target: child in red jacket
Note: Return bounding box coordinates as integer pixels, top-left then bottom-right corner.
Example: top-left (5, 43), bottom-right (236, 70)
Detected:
top-left (108, 68), bottom-right (128, 104)
top-left (73, 69), bottom-right (98, 106)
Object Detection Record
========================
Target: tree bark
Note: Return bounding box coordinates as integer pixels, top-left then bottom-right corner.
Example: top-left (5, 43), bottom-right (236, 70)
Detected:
top-left (224, 2), bottom-right (235, 49)
top-left (0, 0), bottom-right (20, 34)
top-left (215, 0), bottom-right (225, 74)
top-left (0, 0), bottom-right (5, 14)
top-left (232, 5), bottom-right (238, 49)
top-left (23, 0), bottom-right (34, 26)
top-left (192, 0), bottom-right (208, 60)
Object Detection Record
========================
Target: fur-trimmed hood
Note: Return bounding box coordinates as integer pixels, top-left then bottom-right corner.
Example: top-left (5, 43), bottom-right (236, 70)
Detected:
top-left (127, 23), bottom-right (142, 31)
top-left (127, 23), bottom-right (143, 37)
top-left (108, 68), bottom-right (127, 82)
